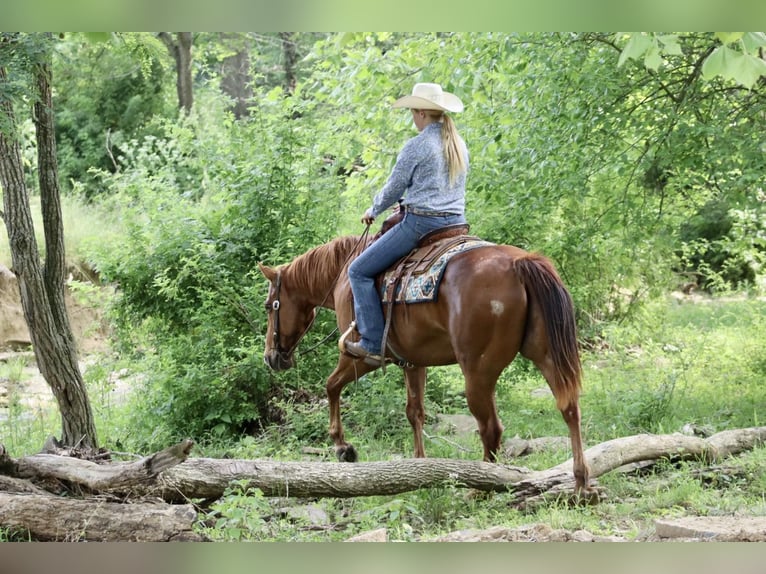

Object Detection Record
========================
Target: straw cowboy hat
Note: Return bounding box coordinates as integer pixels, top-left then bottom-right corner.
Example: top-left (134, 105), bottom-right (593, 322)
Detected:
top-left (392, 82), bottom-right (464, 113)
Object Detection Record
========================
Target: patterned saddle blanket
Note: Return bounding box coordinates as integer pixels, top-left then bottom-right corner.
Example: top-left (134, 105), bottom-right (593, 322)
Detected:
top-left (379, 236), bottom-right (494, 304)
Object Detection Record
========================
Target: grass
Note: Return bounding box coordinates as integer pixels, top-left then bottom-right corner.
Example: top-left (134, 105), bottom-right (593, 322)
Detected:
top-left (186, 293), bottom-right (766, 541)
top-left (2, 293), bottom-right (765, 541)
top-left (0, 194), bottom-right (121, 269)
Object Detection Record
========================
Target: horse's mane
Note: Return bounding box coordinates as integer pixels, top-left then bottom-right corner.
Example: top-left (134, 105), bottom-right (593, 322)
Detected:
top-left (283, 235), bottom-right (372, 294)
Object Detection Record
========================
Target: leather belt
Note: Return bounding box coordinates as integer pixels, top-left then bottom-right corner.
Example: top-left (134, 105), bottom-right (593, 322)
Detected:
top-left (404, 205), bottom-right (460, 217)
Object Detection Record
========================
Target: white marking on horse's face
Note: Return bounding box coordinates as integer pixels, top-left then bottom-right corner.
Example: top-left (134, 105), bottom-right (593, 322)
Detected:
top-left (490, 300), bottom-right (504, 316)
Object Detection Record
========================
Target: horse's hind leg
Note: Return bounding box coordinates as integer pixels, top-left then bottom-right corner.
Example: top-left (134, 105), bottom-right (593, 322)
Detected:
top-left (403, 366), bottom-right (427, 457)
top-left (460, 364), bottom-right (505, 461)
top-left (533, 355), bottom-right (591, 496)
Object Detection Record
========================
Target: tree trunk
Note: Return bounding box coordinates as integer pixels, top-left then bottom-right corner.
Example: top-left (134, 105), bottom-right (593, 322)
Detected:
top-left (156, 426), bottom-right (766, 501)
top-left (8, 438), bottom-right (194, 492)
top-left (0, 439), bottom-right (200, 541)
top-left (280, 32), bottom-right (297, 94)
top-left (7, 428), bottom-right (763, 503)
top-left (159, 32), bottom-right (194, 114)
top-left (219, 33), bottom-right (252, 119)
top-left (0, 54), bottom-right (98, 449)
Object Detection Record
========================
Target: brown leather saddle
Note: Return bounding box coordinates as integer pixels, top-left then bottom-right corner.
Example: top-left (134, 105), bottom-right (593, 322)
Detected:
top-left (372, 207), bottom-right (472, 295)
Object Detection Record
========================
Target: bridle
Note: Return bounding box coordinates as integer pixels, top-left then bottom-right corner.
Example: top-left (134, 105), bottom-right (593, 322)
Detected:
top-left (266, 224), bottom-right (372, 360)
top-left (266, 271), bottom-right (306, 362)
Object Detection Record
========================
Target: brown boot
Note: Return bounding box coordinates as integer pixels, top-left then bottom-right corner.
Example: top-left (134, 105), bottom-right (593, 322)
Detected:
top-left (344, 340), bottom-right (384, 366)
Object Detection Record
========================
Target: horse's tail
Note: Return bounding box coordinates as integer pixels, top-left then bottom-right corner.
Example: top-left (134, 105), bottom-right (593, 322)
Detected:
top-left (512, 253), bottom-right (582, 411)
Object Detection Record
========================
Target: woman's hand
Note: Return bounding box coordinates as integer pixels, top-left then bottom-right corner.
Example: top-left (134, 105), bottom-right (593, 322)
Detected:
top-left (361, 210), bottom-right (375, 225)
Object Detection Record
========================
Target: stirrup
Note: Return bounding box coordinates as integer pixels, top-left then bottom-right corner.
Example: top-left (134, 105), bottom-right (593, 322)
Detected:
top-left (338, 321), bottom-right (357, 353)
top-left (344, 340), bottom-right (384, 366)
top-left (339, 322), bottom-right (384, 366)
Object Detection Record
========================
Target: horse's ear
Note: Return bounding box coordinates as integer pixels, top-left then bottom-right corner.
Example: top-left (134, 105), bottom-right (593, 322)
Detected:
top-left (258, 262), bottom-right (277, 282)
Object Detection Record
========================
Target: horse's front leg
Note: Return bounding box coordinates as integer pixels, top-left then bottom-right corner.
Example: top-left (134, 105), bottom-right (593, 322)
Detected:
top-left (403, 366), bottom-right (427, 458)
top-left (326, 356), bottom-right (378, 462)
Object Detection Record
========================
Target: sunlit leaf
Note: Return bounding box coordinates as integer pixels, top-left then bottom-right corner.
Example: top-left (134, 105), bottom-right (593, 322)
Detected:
top-left (701, 45), bottom-right (733, 80)
top-left (715, 32), bottom-right (745, 45)
top-left (703, 45), bottom-right (766, 88)
top-left (742, 32), bottom-right (766, 52)
top-left (618, 33), bottom-right (653, 67)
top-left (731, 53), bottom-right (766, 88)
top-left (644, 45), bottom-right (664, 71)
top-left (658, 35), bottom-right (683, 56)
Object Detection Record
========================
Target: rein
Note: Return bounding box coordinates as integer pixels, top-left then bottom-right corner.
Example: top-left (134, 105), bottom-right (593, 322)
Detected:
top-left (270, 225), bottom-right (371, 358)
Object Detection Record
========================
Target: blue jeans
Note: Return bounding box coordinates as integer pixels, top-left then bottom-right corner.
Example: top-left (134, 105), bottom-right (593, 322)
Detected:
top-left (348, 211), bottom-right (467, 355)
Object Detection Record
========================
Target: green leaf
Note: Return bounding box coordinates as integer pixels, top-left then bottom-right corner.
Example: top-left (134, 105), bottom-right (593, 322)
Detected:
top-left (701, 45), bottom-right (733, 80)
top-left (702, 45), bottom-right (766, 88)
top-left (618, 33), bottom-right (653, 67)
top-left (658, 35), bottom-right (683, 56)
top-left (715, 32), bottom-right (744, 45)
top-left (644, 45), bottom-right (664, 71)
top-left (731, 53), bottom-right (766, 89)
top-left (742, 32), bottom-right (766, 52)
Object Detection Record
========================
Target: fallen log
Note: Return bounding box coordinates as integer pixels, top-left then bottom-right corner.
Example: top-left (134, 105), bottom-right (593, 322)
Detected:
top-left (152, 457), bottom-right (530, 501)
top-left (538, 426), bottom-right (766, 485)
top-left (0, 492), bottom-right (202, 541)
top-left (5, 438), bottom-right (194, 493)
top-left (3, 427), bottom-right (766, 503)
top-left (149, 426), bottom-right (766, 502)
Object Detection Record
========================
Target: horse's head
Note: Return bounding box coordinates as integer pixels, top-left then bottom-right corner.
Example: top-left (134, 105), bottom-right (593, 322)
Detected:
top-left (258, 262), bottom-right (317, 372)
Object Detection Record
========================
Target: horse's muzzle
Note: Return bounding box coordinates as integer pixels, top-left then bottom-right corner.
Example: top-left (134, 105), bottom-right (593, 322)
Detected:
top-left (264, 351), bottom-right (295, 371)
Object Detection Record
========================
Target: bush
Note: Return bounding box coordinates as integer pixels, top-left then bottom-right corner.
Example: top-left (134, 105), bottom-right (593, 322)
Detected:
top-left (676, 196), bottom-right (766, 291)
top-left (86, 90), bottom-right (344, 447)
top-left (54, 35), bottom-right (174, 197)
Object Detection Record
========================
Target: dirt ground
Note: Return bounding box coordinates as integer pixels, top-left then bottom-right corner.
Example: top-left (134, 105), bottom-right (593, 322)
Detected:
top-left (0, 263), bottom-right (111, 412)
top-left (0, 263), bottom-right (108, 354)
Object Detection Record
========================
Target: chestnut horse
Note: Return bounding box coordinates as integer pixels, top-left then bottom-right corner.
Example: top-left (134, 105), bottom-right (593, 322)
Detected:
top-left (258, 233), bottom-right (591, 495)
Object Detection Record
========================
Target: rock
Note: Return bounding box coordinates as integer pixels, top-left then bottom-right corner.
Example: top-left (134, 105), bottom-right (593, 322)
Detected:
top-left (503, 435), bottom-right (572, 458)
top-left (432, 414), bottom-right (477, 436)
top-left (433, 523), bottom-right (626, 542)
top-left (345, 528), bottom-right (387, 542)
top-left (655, 516), bottom-right (766, 541)
top-left (279, 504), bottom-right (330, 526)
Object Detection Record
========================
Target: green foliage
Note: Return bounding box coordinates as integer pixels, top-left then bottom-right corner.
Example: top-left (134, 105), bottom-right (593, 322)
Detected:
top-left (618, 32), bottom-right (766, 88)
top-left (583, 296), bottom-right (766, 439)
top-left (198, 481), bottom-right (274, 541)
top-left (53, 33), bottom-right (175, 197)
top-left (677, 193), bottom-right (766, 291)
top-left (84, 84), bottom-right (346, 448)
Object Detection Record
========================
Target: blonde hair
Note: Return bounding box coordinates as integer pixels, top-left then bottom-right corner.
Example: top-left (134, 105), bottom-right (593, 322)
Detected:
top-left (424, 110), bottom-right (467, 185)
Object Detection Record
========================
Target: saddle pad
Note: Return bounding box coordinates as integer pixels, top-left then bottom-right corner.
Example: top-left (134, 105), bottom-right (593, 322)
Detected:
top-left (380, 239), bottom-right (494, 304)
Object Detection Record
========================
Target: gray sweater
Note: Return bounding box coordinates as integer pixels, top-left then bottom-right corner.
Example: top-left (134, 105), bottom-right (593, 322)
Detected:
top-left (367, 122), bottom-right (469, 218)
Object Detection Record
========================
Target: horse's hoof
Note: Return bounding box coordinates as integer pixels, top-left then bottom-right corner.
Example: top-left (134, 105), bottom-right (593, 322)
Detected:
top-left (573, 485), bottom-right (603, 506)
top-left (336, 444), bottom-right (358, 462)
